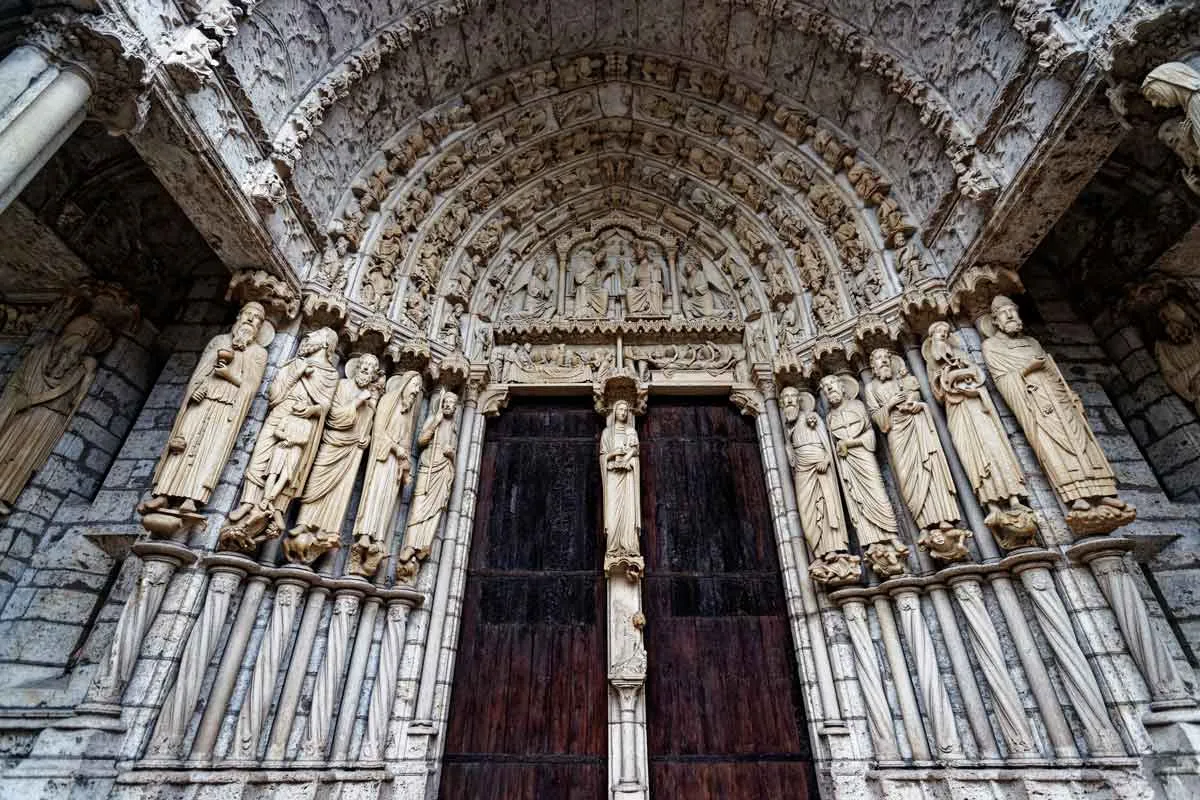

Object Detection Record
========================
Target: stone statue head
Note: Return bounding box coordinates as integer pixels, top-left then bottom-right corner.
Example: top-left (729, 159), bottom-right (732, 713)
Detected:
top-left (820, 374), bottom-right (845, 407)
top-left (440, 390), bottom-right (459, 416)
top-left (870, 348), bottom-right (895, 380)
top-left (398, 372), bottom-right (422, 410)
top-left (779, 385), bottom-right (800, 423)
top-left (929, 320), bottom-right (951, 342)
top-left (299, 327), bottom-right (338, 362)
top-left (991, 295), bottom-right (1023, 335)
top-left (352, 354), bottom-right (381, 387)
top-left (1141, 62), bottom-right (1200, 110)
top-left (49, 315), bottom-right (107, 379)
top-left (613, 399), bottom-right (631, 423)
top-left (232, 302), bottom-right (265, 348)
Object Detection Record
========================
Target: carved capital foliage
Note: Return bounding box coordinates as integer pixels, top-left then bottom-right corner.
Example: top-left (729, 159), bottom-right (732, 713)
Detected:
top-left (949, 264), bottom-right (1024, 320)
top-left (228, 269), bottom-right (300, 321)
top-left (25, 10), bottom-right (154, 135)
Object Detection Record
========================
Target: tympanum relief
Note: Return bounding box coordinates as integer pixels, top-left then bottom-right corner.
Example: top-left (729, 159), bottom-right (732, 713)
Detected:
top-left (981, 296), bottom-right (1136, 536)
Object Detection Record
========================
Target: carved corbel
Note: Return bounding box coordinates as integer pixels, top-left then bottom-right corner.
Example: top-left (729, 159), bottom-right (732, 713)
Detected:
top-left (25, 10), bottom-right (153, 135)
top-left (729, 385), bottom-right (764, 417)
top-left (949, 265), bottom-right (1024, 322)
top-left (228, 269), bottom-right (301, 322)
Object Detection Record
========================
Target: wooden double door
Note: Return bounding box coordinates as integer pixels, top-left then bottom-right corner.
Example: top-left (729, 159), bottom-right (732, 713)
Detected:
top-left (440, 399), bottom-right (816, 799)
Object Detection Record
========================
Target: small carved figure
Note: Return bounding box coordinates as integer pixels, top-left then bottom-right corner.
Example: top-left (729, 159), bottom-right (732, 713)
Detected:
top-left (1142, 62), bottom-right (1200, 194)
top-left (348, 371), bottom-right (423, 577)
top-left (219, 328), bottom-right (340, 552)
top-left (981, 296), bottom-right (1135, 535)
top-left (780, 387), bottom-right (860, 586)
top-left (286, 355), bottom-right (383, 565)
top-left (1154, 299), bottom-right (1200, 414)
top-left (440, 303), bottom-right (465, 350)
top-left (680, 258), bottom-right (732, 320)
top-left (866, 349), bottom-right (971, 562)
top-left (144, 303), bottom-right (271, 514)
top-left (508, 260), bottom-right (556, 321)
top-left (923, 321), bottom-right (1037, 548)
top-left (396, 390), bottom-right (460, 578)
top-left (602, 399), bottom-right (643, 578)
top-left (0, 314), bottom-right (109, 514)
top-left (820, 374), bottom-right (909, 578)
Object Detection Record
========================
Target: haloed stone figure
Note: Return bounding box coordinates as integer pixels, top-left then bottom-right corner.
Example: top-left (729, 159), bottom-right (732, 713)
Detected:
top-left (144, 303), bottom-right (271, 515)
top-left (285, 355), bottom-right (383, 565)
top-left (779, 386), bottom-right (860, 586)
top-left (0, 314), bottom-right (109, 514)
top-left (865, 349), bottom-right (971, 562)
top-left (819, 374), bottom-right (910, 579)
top-left (396, 389), bottom-right (459, 578)
top-left (982, 296), bottom-right (1135, 535)
top-left (923, 321), bottom-right (1037, 549)
top-left (349, 370), bottom-right (423, 577)
top-left (601, 399), bottom-right (643, 578)
top-left (219, 327), bottom-right (340, 553)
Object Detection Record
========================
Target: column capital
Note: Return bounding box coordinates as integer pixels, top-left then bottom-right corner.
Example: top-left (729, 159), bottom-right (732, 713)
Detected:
top-left (23, 10), bottom-right (153, 135)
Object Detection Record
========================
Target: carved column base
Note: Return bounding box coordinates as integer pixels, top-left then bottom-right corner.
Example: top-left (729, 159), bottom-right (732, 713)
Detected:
top-left (985, 504), bottom-right (1039, 550)
top-left (1064, 499), bottom-right (1136, 537)
top-left (863, 538), bottom-right (910, 579)
top-left (917, 524), bottom-right (973, 562)
top-left (808, 551), bottom-right (863, 587)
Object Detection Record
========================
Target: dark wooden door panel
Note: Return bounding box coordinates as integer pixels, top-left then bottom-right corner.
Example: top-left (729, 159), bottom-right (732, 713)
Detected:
top-left (641, 400), bottom-right (816, 800)
top-left (440, 400), bottom-right (606, 800)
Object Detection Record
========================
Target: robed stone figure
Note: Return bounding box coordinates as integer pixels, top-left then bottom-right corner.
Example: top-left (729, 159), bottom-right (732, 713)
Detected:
top-left (981, 296), bottom-right (1135, 535)
top-left (865, 349), bottom-right (971, 561)
top-left (286, 355), bottom-right (382, 565)
top-left (396, 390), bottom-right (459, 578)
top-left (350, 370), bottom-right (422, 577)
top-left (820, 374), bottom-right (909, 578)
top-left (146, 302), bottom-right (271, 513)
top-left (220, 327), bottom-right (340, 552)
top-left (923, 321), bottom-right (1037, 548)
top-left (601, 399), bottom-right (643, 577)
top-left (780, 387), bottom-right (860, 585)
top-left (0, 314), bottom-right (108, 514)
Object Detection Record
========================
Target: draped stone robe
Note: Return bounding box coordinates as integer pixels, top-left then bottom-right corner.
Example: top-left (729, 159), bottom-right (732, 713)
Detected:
top-left (982, 333), bottom-right (1117, 503)
top-left (866, 374), bottom-right (959, 529)
top-left (0, 345), bottom-right (95, 506)
top-left (825, 399), bottom-right (898, 547)
top-left (601, 417), bottom-right (641, 569)
top-left (352, 375), bottom-right (421, 545)
top-left (401, 408), bottom-right (458, 559)
top-left (788, 412), bottom-right (849, 556)
top-left (153, 334), bottom-right (267, 504)
top-left (241, 356), bottom-right (339, 510)
top-left (294, 378), bottom-right (377, 535)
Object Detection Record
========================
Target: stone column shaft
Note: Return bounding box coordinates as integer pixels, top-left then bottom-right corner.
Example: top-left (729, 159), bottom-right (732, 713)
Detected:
top-left (925, 584), bottom-right (999, 760)
top-left (0, 64), bottom-right (91, 213)
top-left (302, 589), bottom-right (363, 759)
top-left (839, 597), bottom-right (902, 763)
top-left (263, 586), bottom-right (330, 761)
top-left (0, 46), bottom-right (51, 120)
top-left (331, 595), bottom-right (382, 760)
top-left (873, 595), bottom-right (932, 761)
top-left (189, 574), bottom-right (269, 761)
top-left (891, 587), bottom-right (964, 761)
top-left (361, 601), bottom-right (412, 760)
top-left (760, 393), bottom-right (845, 727)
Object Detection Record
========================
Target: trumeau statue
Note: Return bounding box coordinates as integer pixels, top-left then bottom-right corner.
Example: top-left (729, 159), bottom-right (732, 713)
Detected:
top-left (0, 314), bottom-right (109, 514)
top-left (601, 399), bottom-right (643, 578)
top-left (819, 374), bottom-right (910, 579)
top-left (1142, 62), bottom-right (1200, 194)
top-left (1154, 299), bottom-right (1200, 414)
top-left (285, 355), bottom-right (383, 565)
top-left (396, 389), bottom-right (459, 579)
top-left (865, 349), bottom-right (972, 562)
top-left (982, 296), bottom-right (1136, 535)
top-left (923, 322), bottom-right (1038, 549)
top-left (144, 303), bottom-right (272, 516)
top-left (219, 328), bottom-right (340, 553)
top-left (350, 371), bottom-right (423, 577)
top-left (779, 387), bottom-right (860, 586)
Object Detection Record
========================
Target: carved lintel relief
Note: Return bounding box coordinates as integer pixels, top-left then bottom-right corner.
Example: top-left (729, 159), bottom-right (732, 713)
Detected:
top-left (981, 296), bottom-right (1135, 536)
